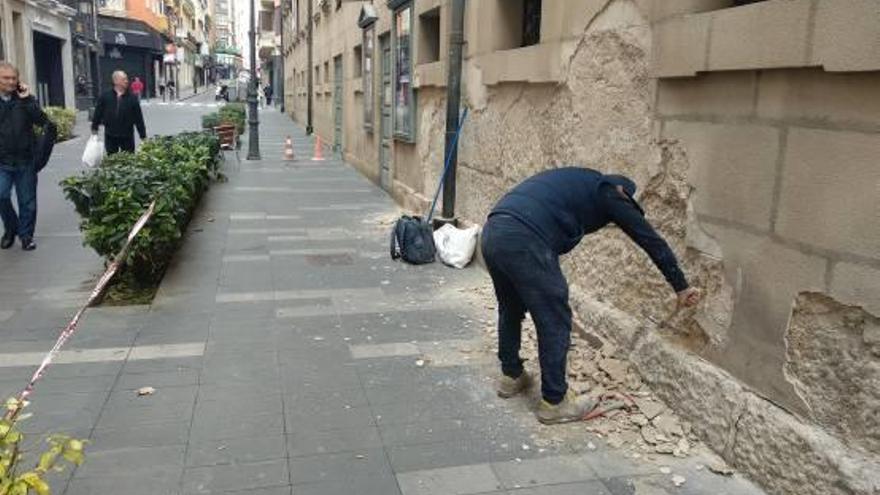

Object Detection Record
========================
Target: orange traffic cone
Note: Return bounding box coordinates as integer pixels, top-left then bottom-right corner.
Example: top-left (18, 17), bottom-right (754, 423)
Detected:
top-left (312, 135), bottom-right (325, 161)
top-left (283, 136), bottom-right (294, 161)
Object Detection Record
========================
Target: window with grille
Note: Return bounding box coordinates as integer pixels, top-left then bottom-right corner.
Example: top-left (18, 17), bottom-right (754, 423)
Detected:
top-left (392, 2), bottom-right (415, 141)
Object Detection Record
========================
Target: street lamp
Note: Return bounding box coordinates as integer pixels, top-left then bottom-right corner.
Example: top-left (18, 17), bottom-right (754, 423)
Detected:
top-left (246, 0), bottom-right (261, 160)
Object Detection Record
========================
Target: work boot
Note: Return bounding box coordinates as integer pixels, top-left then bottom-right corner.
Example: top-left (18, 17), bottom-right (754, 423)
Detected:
top-left (536, 390), bottom-right (598, 425)
top-left (1, 232), bottom-right (14, 250)
top-left (21, 237), bottom-right (36, 251)
top-left (497, 372), bottom-right (533, 398)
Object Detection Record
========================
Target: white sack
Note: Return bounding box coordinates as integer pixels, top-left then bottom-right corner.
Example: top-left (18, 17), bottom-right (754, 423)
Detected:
top-left (82, 135), bottom-right (104, 168)
top-left (433, 224), bottom-right (479, 269)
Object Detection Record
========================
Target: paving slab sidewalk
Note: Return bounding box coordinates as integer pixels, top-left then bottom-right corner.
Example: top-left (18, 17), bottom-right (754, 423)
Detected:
top-left (0, 105), bottom-right (767, 495)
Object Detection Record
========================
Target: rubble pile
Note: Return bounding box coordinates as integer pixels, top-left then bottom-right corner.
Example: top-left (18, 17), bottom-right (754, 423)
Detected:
top-left (466, 282), bottom-right (707, 462)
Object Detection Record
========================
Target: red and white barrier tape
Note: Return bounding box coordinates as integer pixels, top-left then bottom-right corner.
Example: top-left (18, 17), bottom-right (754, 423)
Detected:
top-left (4, 201), bottom-right (157, 421)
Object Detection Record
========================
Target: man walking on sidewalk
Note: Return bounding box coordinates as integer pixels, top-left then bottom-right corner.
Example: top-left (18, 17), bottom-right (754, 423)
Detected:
top-left (482, 167), bottom-right (702, 424)
top-left (92, 70), bottom-right (147, 154)
top-left (0, 62), bottom-right (54, 251)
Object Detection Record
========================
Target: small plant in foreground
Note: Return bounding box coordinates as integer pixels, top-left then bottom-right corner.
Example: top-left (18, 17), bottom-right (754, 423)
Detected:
top-left (1, 398), bottom-right (86, 495)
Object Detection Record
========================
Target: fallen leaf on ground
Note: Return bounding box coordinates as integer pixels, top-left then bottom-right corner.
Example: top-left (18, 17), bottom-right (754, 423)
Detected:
top-left (137, 386), bottom-right (156, 396)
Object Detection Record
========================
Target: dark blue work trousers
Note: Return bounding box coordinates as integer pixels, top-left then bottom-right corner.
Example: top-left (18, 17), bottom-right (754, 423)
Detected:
top-left (481, 214), bottom-right (572, 404)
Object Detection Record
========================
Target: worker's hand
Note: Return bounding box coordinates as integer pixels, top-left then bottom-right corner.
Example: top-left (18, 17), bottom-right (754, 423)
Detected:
top-left (676, 287), bottom-right (702, 308)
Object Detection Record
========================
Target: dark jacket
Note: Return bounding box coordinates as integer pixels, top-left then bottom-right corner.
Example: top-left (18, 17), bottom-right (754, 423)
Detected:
top-left (491, 167), bottom-right (688, 292)
top-left (0, 94), bottom-right (51, 168)
top-left (92, 89), bottom-right (146, 139)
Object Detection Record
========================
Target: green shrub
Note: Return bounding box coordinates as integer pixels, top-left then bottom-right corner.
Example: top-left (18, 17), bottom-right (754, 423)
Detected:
top-left (201, 112), bottom-right (221, 129)
top-left (60, 131), bottom-right (221, 285)
top-left (1, 397), bottom-right (86, 495)
top-left (218, 103), bottom-right (246, 134)
top-left (36, 107), bottom-right (76, 142)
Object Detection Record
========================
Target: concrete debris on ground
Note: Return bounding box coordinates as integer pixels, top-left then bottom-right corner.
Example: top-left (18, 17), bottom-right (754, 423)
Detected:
top-left (462, 281), bottom-right (740, 472)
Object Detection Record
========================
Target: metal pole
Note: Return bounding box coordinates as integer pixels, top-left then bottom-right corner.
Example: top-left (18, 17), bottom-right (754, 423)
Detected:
top-left (305, 0), bottom-right (313, 134)
top-left (439, 0), bottom-right (465, 223)
top-left (247, 0), bottom-right (261, 160)
top-left (278, 15), bottom-right (284, 113)
top-left (92, 0), bottom-right (101, 96)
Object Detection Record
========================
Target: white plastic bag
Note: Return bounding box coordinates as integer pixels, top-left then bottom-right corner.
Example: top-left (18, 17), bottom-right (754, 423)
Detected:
top-left (433, 224), bottom-right (479, 269)
top-left (82, 135), bottom-right (104, 168)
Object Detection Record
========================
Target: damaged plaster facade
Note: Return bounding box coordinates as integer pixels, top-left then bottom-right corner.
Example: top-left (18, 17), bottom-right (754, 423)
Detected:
top-left (282, 1), bottom-right (880, 494)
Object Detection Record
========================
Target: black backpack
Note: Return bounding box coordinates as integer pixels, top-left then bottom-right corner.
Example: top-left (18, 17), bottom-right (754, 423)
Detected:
top-left (390, 215), bottom-right (435, 265)
top-left (388, 108), bottom-right (468, 266)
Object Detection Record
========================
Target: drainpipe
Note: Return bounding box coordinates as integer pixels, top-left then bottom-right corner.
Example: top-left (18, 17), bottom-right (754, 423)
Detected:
top-left (439, 0), bottom-right (465, 224)
top-left (305, 0), bottom-right (313, 134)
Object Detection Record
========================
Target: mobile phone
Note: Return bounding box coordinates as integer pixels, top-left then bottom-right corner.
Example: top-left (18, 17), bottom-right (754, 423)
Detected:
top-left (16, 83), bottom-right (24, 94)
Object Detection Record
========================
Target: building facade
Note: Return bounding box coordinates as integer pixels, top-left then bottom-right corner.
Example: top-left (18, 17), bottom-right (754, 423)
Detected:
top-left (0, 0), bottom-right (76, 108)
top-left (98, 0), bottom-right (169, 99)
top-left (282, 2), bottom-right (880, 494)
top-left (212, 0), bottom-right (242, 80)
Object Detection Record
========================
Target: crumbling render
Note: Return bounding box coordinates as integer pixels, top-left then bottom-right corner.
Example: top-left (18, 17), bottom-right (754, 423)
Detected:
top-left (784, 292), bottom-right (880, 456)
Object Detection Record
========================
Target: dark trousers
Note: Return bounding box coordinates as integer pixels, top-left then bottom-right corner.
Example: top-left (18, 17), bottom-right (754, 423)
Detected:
top-left (481, 214), bottom-right (572, 404)
top-left (105, 134), bottom-right (135, 154)
top-left (0, 163), bottom-right (38, 239)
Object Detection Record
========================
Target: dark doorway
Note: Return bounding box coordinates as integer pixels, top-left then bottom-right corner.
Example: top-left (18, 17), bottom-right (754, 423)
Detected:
top-left (33, 31), bottom-right (65, 107)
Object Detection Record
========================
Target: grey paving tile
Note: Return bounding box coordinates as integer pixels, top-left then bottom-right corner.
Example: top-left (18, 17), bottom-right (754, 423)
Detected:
top-left (491, 456), bottom-right (598, 490)
top-left (288, 448), bottom-right (391, 485)
top-left (65, 475), bottom-right (182, 495)
top-left (396, 463), bottom-right (502, 495)
top-left (197, 382), bottom-right (284, 404)
top-left (74, 445), bottom-right (186, 479)
top-left (386, 440), bottom-right (518, 473)
top-left (115, 368), bottom-right (200, 390)
top-left (190, 411), bottom-right (285, 442)
top-left (121, 356), bottom-right (204, 374)
top-left (90, 420), bottom-right (191, 451)
top-left (581, 451), bottom-right (656, 479)
top-left (21, 373), bottom-right (118, 395)
top-left (221, 487), bottom-right (293, 495)
top-left (186, 435), bottom-right (287, 467)
top-left (286, 403), bottom-right (376, 433)
top-left (287, 425), bottom-right (383, 457)
top-left (291, 476), bottom-right (401, 495)
top-left (182, 458), bottom-right (290, 494)
top-left (512, 481), bottom-right (612, 494)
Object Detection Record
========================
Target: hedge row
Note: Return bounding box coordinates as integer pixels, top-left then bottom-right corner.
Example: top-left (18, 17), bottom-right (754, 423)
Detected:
top-left (45, 107), bottom-right (77, 142)
top-left (61, 131), bottom-right (221, 284)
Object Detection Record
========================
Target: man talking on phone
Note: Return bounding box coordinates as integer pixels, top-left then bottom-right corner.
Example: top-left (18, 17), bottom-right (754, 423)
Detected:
top-left (0, 62), bottom-right (53, 251)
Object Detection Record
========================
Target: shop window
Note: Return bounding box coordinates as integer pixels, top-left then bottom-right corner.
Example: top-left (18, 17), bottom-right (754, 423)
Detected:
top-left (362, 25), bottom-right (374, 130)
top-left (496, 0), bottom-right (542, 50)
top-left (353, 44), bottom-right (363, 77)
top-left (418, 8), bottom-right (440, 64)
top-left (392, 2), bottom-right (415, 141)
